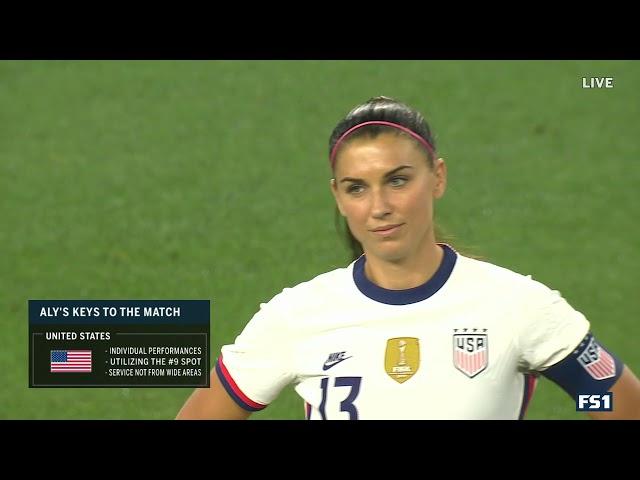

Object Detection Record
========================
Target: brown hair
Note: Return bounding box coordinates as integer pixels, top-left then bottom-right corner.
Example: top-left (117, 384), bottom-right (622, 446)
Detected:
top-left (329, 96), bottom-right (484, 261)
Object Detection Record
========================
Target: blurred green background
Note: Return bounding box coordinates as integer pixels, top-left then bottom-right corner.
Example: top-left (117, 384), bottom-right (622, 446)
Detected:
top-left (1, 60), bottom-right (638, 419)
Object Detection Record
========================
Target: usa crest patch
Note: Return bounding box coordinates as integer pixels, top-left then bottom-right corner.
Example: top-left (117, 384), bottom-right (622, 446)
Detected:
top-left (453, 329), bottom-right (488, 378)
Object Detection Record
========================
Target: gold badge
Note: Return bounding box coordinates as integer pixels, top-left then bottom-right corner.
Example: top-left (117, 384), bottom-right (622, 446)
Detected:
top-left (385, 337), bottom-right (420, 383)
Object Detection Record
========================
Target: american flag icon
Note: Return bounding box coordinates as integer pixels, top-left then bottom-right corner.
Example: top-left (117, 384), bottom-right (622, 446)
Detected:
top-left (578, 338), bottom-right (616, 380)
top-left (50, 350), bottom-right (92, 373)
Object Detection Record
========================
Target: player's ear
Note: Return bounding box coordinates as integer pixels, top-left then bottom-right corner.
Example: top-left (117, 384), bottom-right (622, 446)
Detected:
top-left (330, 178), bottom-right (346, 217)
top-left (433, 158), bottom-right (447, 199)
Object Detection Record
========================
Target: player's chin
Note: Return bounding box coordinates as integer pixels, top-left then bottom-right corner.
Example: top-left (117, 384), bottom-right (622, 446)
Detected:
top-left (368, 244), bottom-right (408, 263)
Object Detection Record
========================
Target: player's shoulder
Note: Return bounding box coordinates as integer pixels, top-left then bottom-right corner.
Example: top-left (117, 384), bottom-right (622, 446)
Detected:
top-left (453, 252), bottom-right (553, 299)
top-left (259, 263), bottom-right (355, 313)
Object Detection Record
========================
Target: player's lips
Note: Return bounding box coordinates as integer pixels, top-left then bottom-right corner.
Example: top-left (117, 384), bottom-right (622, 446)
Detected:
top-left (370, 223), bottom-right (404, 236)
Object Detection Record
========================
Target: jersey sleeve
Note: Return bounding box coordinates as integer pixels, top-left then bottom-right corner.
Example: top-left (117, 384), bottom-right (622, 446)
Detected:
top-left (515, 278), bottom-right (590, 373)
top-left (216, 290), bottom-right (297, 411)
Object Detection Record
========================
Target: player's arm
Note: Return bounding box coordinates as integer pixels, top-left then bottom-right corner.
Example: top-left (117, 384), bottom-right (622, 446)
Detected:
top-left (588, 365), bottom-right (640, 420)
top-left (179, 289), bottom-right (294, 420)
top-left (175, 368), bottom-right (252, 420)
top-left (541, 333), bottom-right (640, 419)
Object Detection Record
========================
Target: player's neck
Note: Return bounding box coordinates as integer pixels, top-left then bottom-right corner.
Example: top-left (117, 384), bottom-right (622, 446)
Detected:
top-left (364, 242), bottom-right (444, 291)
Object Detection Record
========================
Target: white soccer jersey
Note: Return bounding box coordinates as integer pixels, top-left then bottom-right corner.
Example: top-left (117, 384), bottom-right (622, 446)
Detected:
top-left (217, 244), bottom-right (590, 419)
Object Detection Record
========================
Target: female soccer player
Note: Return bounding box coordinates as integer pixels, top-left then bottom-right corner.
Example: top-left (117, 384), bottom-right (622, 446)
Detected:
top-left (176, 97), bottom-right (640, 419)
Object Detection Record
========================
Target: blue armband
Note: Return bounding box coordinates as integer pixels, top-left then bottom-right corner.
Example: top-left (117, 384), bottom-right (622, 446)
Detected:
top-left (541, 332), bottom-right (623, 398)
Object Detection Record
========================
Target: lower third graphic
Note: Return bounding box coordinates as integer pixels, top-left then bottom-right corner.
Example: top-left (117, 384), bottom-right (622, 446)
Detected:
top-left (50, 350), bottom-right (92, 372)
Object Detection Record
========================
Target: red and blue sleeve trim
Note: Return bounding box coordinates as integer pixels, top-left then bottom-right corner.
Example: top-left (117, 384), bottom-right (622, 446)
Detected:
top-left (518, 373), bottom-right (538, 419)
top-left (215, 356), bottom-right (267, 412)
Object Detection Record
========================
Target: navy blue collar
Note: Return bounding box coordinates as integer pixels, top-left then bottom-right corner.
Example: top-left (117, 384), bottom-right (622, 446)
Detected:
top-left (352, 244), bottom-right (457, 305)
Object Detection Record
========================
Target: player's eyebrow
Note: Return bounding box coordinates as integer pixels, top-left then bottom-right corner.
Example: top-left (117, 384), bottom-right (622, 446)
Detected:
top-left (339, 165), bottom-right (413, 183)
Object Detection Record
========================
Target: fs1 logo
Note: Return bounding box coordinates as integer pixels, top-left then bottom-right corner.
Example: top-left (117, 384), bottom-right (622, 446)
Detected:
top-left (576, 392), bottom-right (613, 412)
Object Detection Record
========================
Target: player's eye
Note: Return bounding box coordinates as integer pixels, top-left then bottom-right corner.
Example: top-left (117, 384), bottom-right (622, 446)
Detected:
top-left (347, 184), bottom-right (365, 195)
top-left (389, 176), bottom-right (408, 187)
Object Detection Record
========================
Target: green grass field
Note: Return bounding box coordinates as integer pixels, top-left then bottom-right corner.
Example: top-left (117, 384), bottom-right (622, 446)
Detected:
top-left (1, 60), bottom-right (638, 419)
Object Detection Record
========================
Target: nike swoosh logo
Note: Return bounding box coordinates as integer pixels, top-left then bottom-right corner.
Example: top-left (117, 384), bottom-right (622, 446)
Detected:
top-left (322, 356), bottom-right (352, 371)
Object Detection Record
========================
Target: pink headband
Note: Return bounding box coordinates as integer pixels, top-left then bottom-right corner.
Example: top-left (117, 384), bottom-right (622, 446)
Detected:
top-left (329, 120), bottom-right (435, 170)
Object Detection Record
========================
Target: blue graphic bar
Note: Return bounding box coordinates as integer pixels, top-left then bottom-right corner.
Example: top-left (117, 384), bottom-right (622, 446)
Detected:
top-left (29, 300), bottom-right (210, 325)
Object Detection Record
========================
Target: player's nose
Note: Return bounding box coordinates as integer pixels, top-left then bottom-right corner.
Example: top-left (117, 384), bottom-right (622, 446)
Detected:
top-left (370, 188), bottom-right (392, 219)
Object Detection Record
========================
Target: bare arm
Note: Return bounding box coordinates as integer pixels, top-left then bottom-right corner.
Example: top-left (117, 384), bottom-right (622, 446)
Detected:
top-left (588, 365), bottom-right (640, 420)
top-left (176, 368), bottom-right (252, 420)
